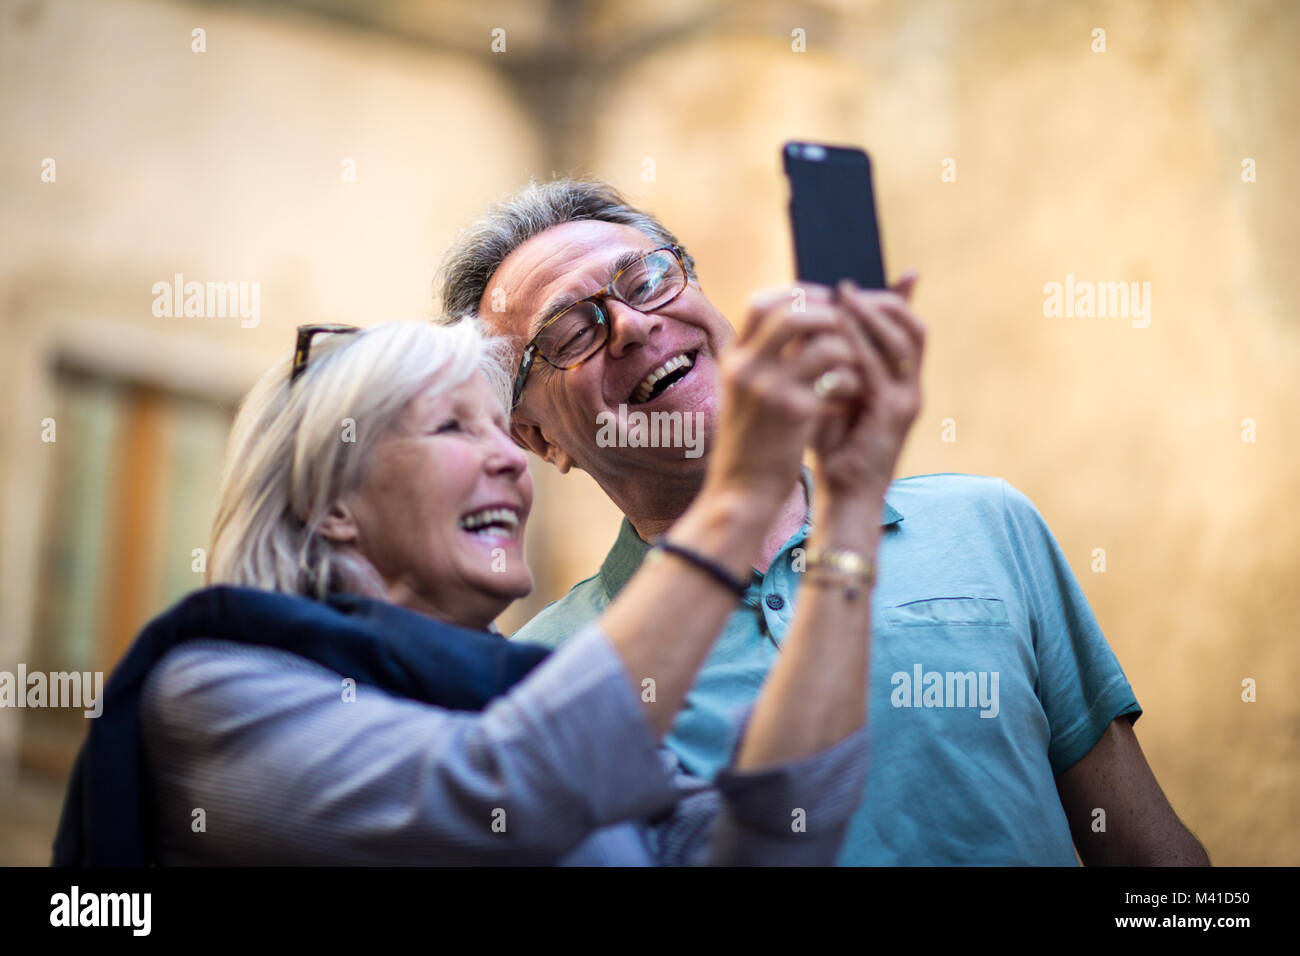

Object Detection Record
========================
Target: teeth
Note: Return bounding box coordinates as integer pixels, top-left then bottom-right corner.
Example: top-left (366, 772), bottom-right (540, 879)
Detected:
top-left (459, 508), bottom-right (520, 537)
top-left (631, 353), bottom-right (693, 404)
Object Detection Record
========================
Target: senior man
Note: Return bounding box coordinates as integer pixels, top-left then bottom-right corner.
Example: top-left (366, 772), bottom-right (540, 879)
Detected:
top-left (439, 178), bottom-right (1208, 866)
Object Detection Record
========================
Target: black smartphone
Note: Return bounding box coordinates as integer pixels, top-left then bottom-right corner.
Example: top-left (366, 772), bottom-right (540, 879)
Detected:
top-left (782, 141), bottom-right (886, 289)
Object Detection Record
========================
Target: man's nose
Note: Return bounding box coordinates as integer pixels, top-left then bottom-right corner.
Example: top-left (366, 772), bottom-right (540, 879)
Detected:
top-left (603, 299), bottom-right (662, 359)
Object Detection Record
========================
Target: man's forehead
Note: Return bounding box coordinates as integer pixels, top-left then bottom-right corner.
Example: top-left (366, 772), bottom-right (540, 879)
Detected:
top-left (482, 221), bottom-right (655, 337)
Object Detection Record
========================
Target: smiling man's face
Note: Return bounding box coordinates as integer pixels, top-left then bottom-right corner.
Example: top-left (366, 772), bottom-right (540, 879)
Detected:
top-left (479, 220), bottom-right (735, 487)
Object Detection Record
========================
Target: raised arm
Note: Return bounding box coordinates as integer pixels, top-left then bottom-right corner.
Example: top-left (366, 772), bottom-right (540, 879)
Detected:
top-left (733, 273), bottom-right (924, 772)
top-left (633, 278), bottom-right (924, 866)
top-left (598, 284), bottom-right (863, 737)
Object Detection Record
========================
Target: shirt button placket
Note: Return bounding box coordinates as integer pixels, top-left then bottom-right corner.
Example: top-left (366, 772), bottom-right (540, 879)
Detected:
top-left (760, 591), bottom-right (788, 649)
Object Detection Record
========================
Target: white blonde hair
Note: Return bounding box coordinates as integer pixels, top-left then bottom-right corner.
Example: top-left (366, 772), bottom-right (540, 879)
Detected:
top-left (209, 320), bottom-right (511, 598)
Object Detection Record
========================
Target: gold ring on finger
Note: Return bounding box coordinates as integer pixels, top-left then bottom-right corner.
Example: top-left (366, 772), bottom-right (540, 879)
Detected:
top-left (814, 370), bottom-right (840, 398)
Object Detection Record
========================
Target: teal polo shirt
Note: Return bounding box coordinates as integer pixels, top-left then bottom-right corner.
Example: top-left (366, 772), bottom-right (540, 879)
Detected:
top-left (512, 472), bottom-right (1141, 865)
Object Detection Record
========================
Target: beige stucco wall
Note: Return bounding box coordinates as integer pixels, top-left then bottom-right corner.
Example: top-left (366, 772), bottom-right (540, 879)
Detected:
top-left (1, 0), bottom-right (1295, 864)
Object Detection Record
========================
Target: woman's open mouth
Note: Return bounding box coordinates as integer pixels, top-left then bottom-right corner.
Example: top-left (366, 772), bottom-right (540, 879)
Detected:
top-left (458, 506), bottom-right (522, 542)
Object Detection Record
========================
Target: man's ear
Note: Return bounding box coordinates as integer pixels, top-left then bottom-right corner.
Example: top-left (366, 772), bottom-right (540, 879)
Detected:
top-left (317, 500), bottom-right (360, 544)
top-left (511, 419), bottom-right (577, 474)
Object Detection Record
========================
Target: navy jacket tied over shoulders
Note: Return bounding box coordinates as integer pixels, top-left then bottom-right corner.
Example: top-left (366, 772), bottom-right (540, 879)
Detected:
top-left (51, 585), bottom-right (551, 866)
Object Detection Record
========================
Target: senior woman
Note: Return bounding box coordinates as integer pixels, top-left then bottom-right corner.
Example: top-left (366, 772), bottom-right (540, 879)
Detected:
top-left (54, 309), bottom-right (882, 866)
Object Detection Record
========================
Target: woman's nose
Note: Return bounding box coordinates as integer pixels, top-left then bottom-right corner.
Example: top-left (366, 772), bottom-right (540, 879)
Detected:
top-left (487, 424), bottom-right (529, 477)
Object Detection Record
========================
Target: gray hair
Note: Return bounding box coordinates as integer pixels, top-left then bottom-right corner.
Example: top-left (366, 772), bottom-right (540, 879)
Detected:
top-left (209, 320), bottom-right (511, 599)
top-left (437, 178), bottom-right (697, 325)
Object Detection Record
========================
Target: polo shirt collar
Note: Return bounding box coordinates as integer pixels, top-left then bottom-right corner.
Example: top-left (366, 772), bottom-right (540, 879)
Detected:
top-left (598, 469), bottom-right (903, 599)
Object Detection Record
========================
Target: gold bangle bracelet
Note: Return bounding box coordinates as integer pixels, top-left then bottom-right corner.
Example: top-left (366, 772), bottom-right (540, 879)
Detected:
top-left (804, 547), bottom-right (875, 599)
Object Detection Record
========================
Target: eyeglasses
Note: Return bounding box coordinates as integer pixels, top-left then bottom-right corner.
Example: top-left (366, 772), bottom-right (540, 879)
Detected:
top-left (510, 244), bottom-right (688, 408)
top-left (291, 324), bottom-right (361, 383)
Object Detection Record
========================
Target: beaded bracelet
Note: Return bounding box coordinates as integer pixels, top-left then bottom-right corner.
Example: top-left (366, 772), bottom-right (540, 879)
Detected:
top-left (650, 538), bottom-right (751, 598)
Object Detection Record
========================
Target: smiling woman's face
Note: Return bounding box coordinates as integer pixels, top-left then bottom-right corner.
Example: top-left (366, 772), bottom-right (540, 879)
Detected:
top-left (328, 369), bottom-right (535, 630)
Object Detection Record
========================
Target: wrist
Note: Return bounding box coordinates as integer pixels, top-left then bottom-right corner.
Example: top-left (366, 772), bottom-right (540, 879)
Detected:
top-left (809, 525), bottom-right (882, 560)
top-left (816, 488), bottom-right (888, 531)
top-left (674, 481), bottom-right (773, 580)
top-left (700, 472), bottom-right (793, 520)
top-left (811, 503), bottom-right (884, 558)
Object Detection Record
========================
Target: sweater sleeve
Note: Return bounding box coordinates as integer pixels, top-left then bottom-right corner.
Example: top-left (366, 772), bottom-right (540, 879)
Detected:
top-left (649, 707), bottom-right (870, 866)
top-left (140, 623), bottom-right (680, 865)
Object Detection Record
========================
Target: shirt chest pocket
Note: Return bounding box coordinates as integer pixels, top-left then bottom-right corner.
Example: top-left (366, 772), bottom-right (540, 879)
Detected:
top-left (883, 595), bottom-right (1011, 628)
